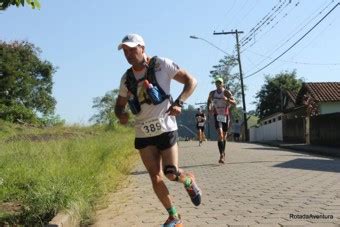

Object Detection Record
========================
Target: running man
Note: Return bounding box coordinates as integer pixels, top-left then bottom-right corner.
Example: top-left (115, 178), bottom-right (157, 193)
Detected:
top-left (207, 77), bottom-right (236, 164)
top-left (195, 108), bottom-right (206, 146)
top-left (114, 34), bottom-right (202, 226)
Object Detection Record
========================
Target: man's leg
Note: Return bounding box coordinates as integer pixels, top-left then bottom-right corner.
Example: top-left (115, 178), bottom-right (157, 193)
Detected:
top-left (216, 127), bottom-right (225, 163)
top-left (198, 128), bottom-right (202, 145)
top-left (139, 145), bottom-right (173, 210)
top-left (220, 120), bottom-right (229, 162)
top-left (222, 130), bottom-right (228, 162)
top-left (161, 143), bottom-right (202, 206)
top-left (214, 116), bottom-right (225, 163)
top-left (197, 126), bottom-right (201, 146)
top-left (139, 145), bottom-right (184, 226)
top-left (202, 130), bottom-right (206, 141)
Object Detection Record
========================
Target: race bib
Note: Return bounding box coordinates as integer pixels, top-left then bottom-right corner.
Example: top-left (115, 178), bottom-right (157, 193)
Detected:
top-left (216, 114), bottom-right (227, 123)
top-left (141, 117), bottom-right (165, 137)
top-left (198, 122), bottom-right (205, 127)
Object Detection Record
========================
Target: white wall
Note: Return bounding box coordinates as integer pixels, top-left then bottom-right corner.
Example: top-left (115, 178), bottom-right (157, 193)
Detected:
top-left (319, 102), bottom-right (340, 115)
top-left (250, 116), bottom-right (283, 142)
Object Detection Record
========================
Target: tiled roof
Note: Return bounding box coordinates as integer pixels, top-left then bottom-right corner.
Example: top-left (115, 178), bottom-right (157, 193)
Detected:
top-left (304, 82), bottom-right (340, 102)
top-left (285, 90), bottom-right (298, 103)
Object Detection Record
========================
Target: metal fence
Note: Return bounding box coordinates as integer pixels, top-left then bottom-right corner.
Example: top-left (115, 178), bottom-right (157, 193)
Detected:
top-left (310, 112), bottom-right (340, 146)
top-left (282, 112), bottom-right (340, 146)
top-left (282, 117), bottom-right (305, 143)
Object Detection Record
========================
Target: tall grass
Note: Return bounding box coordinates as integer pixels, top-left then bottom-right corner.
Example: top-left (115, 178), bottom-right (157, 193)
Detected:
top-left (0, 123), bottom-right (137, 225)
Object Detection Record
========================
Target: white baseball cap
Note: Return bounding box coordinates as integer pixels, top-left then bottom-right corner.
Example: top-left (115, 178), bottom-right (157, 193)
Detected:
top-left (117, 34), bottom-right (145, 50)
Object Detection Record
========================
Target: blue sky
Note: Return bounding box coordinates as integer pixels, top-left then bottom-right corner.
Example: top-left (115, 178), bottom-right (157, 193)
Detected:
top-left (1, 0), bottom-right (339, 124)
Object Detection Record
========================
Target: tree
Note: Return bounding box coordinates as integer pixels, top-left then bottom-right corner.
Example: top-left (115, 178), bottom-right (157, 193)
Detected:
top-left (0, 40), bottom-right (57, 124)
top-left (254, 70), bottom-right (303, 119)
top-left (90, 89), bottom-right (119, 126)
top-left (0, 0), bottom-right (40, 10)
top-left (209, 55), bottom-right (243, 104)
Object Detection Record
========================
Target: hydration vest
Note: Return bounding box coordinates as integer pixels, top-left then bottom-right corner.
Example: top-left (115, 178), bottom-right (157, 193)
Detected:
top-left (125, 56), bottom-right (171, 105)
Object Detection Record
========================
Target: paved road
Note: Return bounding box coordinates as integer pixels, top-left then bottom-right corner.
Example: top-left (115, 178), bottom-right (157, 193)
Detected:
top-left (91, 141), bottom-right (340, 227)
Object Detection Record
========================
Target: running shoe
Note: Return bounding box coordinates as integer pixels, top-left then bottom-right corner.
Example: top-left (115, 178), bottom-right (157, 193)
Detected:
top-left (218, 155), bottom-right (223, 164)
top-left (184, 173), bottom-right (202, 206)
top-left (219, 153), bottom-right (225, 164)
top-left (162, 215), bottom-right (183, 227)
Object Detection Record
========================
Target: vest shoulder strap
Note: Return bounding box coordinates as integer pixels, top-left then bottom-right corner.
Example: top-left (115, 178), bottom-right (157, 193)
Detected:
top-left (146, 56), bottom-right (170, 99)
top-left (125, 68), bottom-right (138, 98)
top-left (125, 56), bottom-right (171, 104)
top-left (146, 56), bottom-right (159, 85)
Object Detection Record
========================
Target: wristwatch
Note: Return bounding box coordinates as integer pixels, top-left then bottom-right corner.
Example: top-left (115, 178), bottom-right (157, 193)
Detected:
top-left (174, 99), bottom-right (184, 108)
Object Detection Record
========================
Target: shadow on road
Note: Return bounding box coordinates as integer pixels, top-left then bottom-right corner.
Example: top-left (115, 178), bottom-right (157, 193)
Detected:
top-left (273, 158), bottom-right (340, 173)
top-left (244, 147), bottom-right (282, 151)
top-left (227, 160), bottom-right (283, 165)
top-left (180, 163), bottom-right (220, 169)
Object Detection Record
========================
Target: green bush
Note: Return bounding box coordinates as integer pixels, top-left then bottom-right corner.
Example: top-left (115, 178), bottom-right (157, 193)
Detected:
top-left (0, 103), bottom-right (38, 124)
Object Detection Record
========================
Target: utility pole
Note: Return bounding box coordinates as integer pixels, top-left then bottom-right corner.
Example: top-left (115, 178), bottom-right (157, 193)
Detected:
top-left (213, 30), bottom-right (249, 141)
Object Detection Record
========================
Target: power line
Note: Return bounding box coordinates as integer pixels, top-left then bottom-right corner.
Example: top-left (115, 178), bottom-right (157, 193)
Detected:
top-left (225, 0), bottom-right (237, 18)
top-left (241, 0), bottom-right (285, 43)
top-left (243, 0), bottom-right (336, 70)
top-left (246, 50), bottom-right (340, 65)
top-left (229, 0), bottom-right (251, 26)
top-left (284, 12), bottom-right (338, 60)
top-left (189, 35), bottom-right (232, 56)
top-left (241, 0), bottom-right (292, 46)
top-left (233, 0), bottom-right (258, 29)
top-left (241, 0), bottom-right (293, 46)
top-left (241, 1), bottom-right (301, 51)
top-left (244, 2), bottom-right (340, 79)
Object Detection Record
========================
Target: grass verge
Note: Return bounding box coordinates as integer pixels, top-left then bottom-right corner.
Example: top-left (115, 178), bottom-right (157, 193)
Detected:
top-left (0, 122), bottom-right (137, 225)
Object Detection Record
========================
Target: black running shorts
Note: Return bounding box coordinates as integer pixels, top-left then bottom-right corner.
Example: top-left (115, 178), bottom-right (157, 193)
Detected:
top-left (214, 114), bottom-right (229, 132)
top-left (135, 131), bottom-right (178, 150)
top-left (196, 125), bottom-right (205, 131)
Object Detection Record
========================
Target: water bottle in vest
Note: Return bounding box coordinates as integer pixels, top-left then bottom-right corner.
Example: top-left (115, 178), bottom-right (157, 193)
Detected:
top-left (144, 80), bottom-right (163, 104)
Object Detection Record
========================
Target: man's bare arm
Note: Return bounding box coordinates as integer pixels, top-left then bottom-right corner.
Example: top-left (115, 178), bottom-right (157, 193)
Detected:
top-left (114, 95), bottom-right (129, 124)
top-left (166, 69), bottom-right (197, 116)
top-left (224, 90), bottom-right (236, 106)
top-left (207, 91), bottom-right (213, 112)
top-left (172, 69), bottom-right (197, 102)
